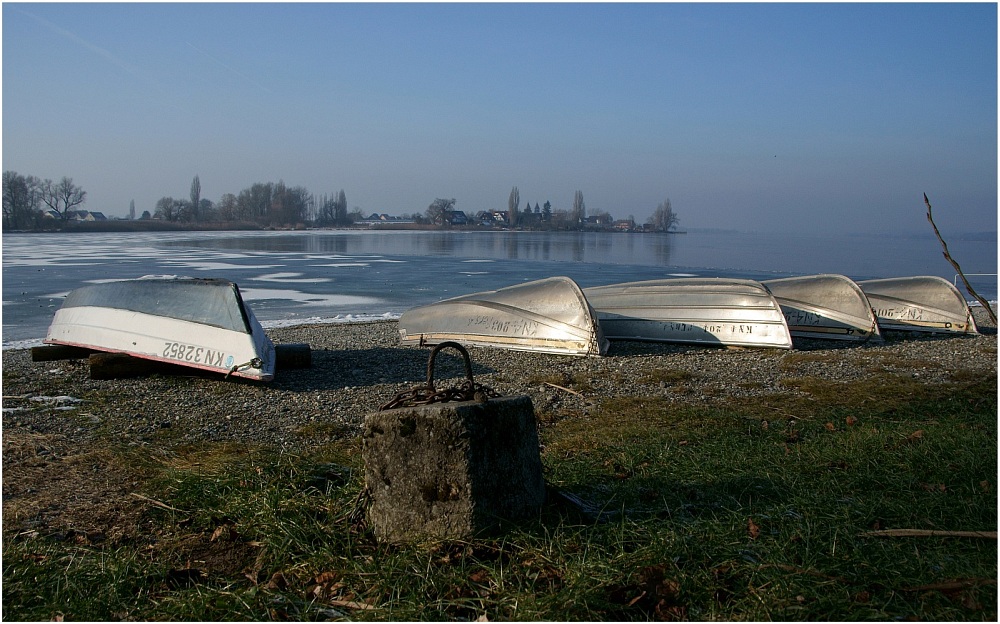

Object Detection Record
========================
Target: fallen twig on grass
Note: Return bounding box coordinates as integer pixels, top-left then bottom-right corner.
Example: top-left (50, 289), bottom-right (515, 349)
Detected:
top-left (130, 492), bottom-right (187, 514)
top-left (861, 529), bottom-right (996, 539)
top-left (902, 578), bottom-right (998, 592)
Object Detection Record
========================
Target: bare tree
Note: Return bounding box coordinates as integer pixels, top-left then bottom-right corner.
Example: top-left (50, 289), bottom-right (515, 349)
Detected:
top-left (269, 181), bottom-right (312, 225)
top-left (427, 198), bottom-right (456, 225)
top-left (335, 189), bottom-right (348, 224)
top-left (40, 177), bottom-right (87, 220)
top-left (190, 175), bottom-right (201, 222)
top-left (217, 193), bottom-right (238, 221)
top-left (316, 194), bottom-right (335, 225)
top-left (508, 186), bottom-right (520, 227)
top-left (154, 196), bottom-right (184, 221)
top-left (924, 193), bottom-right (995, 324)
top-left (3, 171), bottom-right (43, 229)
top-left (571, 190), bottom-right (586, 224)
top-left (648, 198), bottom-right (679, 232)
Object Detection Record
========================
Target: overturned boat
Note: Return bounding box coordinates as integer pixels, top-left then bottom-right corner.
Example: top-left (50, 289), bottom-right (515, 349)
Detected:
top-left (398, 276), bottom-right (609, 356)
top-left (583, 278), bottom-right (793, 349)
top-left (763, 274), bottom-right (882, 342)
top-left (45, 277), bottom-right (276, 381)
top-left (858, 276), bottom-right (979, 334)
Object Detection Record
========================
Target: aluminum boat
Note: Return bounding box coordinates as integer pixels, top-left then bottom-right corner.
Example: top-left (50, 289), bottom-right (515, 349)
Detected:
top-left (763, 274), bottom-right (882, 342)
top-left (398, 276), bottom-right (609, 356)
top-left (44, 277), bottom-right (276, 380)
top-left (858, 276), bottom-right (979, 334)
top-left (583, 278), bottom-right (793, 349)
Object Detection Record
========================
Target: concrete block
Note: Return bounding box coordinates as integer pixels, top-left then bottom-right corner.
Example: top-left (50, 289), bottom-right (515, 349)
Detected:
top-left (363, 395), bottom-right (545, 543)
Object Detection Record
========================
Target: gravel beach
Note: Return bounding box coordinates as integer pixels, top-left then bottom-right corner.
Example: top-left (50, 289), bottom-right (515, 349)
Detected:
top-left (3, 308), bottom-right (996, 448)
top-left (2, 308), bottom-right (996, 536)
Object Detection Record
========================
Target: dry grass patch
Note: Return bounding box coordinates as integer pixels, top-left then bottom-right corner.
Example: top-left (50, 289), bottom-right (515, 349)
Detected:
top-left (2, 433), bottom-right (152, 542)
top-left (864, 352), bottom-right (945, 372)
top-left (636, 368), bottom-right (696, 385)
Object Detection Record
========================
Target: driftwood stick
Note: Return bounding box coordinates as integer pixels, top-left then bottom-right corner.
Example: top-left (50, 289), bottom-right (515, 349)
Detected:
top-left (862, 528), bottom-right (996, 539)
top-left (924, 193), bottom-right (996, 325)
top-left (544, 382), bottom-right (584, 397)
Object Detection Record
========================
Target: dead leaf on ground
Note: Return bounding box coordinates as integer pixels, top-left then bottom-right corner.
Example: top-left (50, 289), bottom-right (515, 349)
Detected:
top-left (210, 522), bottom-right (238, 542)
top-left (266, 571), bottom-right (289, 590)
top-left (748, 518), bottom-right (761, 540)
top-left (326, 599), bottom-right (375, 611)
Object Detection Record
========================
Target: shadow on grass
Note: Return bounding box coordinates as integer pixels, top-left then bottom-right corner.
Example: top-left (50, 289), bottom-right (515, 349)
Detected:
top-left (270, 347), bottom-right (498, 392)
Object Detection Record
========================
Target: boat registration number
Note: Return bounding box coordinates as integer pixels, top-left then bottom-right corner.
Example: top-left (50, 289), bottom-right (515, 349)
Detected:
top-left (162, 341), bottom-right (231, 368)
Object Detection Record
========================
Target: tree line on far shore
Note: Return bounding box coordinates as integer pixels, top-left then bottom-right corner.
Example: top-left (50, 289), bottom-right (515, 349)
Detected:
top-left (3, 171), bottom-right (679, 233)
top-left (2, 171), bottom-right (87, 230)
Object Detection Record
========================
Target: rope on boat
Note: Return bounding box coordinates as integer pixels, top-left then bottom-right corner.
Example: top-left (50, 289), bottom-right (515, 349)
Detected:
top-left (380, 342), bottom-right (498, 410)
top-left (225, 357), bottom-right (263, 379)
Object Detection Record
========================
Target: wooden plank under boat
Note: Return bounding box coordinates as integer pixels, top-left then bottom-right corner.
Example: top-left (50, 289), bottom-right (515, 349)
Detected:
top-left (858, 276), bottom-right (979, 334)
top-left (398, 276), bottom-right (609, 356)
top-left (44, 277), bottom-right (276, 381)
top-left (583, 278), bottom-right (793, 349)
top-left (763, 274), bottom-right (882, 342)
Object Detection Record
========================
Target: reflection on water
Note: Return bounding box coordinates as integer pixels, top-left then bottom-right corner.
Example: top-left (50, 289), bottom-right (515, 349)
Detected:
top-left (163, 230), bottom-right (677, 266)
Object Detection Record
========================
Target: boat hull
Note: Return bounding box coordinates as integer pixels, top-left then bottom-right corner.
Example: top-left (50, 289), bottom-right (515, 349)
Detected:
top-left (399, 276), bottom-right (609, 356)
top-left (584, 278), bottom-right (793, 349)
top-left (858, 276), bottom-right (979, 334)
top-left (764, 274), bottom-right (882, 342)
top-left (45, 278), bottom-right (276, 380)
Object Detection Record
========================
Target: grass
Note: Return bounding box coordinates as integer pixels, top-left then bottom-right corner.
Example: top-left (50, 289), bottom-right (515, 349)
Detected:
top-left (3, 372), bottom-right (996, 621)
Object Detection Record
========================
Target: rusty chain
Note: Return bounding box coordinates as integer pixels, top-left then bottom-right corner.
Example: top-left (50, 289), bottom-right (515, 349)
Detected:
top-left (380, 342), bottom-right (498, 411)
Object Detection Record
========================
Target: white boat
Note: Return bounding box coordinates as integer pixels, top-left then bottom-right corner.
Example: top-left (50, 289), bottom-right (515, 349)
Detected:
top-left (583, 278), bottom-right (793, 349)
top-left (398, 276), bottom-right (609, 356)
top-left (858, 276), bottom-right (979, 334)
top-left (763, 274), bottom-right (882, 342)
top-left (44, 277), bottom-right (276, 381)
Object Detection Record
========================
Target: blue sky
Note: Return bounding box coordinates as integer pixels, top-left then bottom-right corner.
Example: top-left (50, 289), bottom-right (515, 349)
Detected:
top-left (3, 2), bottom-right (996, 234)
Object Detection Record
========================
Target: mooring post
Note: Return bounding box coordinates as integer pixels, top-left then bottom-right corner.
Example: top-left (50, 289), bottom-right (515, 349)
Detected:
top-left (363, 395), bottom-right (545, 543)
top-left (362, 343), bottom-right (545, 543)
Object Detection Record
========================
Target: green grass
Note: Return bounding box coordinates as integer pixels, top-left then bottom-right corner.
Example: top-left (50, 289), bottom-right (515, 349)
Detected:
top-left (4, 373), bottom-right (996, 621)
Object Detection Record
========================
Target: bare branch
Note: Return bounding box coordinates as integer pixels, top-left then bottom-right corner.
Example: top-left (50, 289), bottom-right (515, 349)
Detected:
top-left (924, 193), bottom-right (996, 325)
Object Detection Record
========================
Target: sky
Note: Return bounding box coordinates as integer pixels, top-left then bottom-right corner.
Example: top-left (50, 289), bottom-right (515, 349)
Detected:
top-left (2, 2), bottom-right (997, 234)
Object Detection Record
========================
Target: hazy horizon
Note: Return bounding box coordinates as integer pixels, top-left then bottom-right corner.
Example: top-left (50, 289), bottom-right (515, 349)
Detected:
top-left (3, 3), bottom-right (996, 235)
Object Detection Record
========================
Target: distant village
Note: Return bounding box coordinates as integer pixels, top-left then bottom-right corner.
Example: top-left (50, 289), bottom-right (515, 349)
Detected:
top-left (5, 172), bottom-right (679, 233)
top-left (356, 209), bottom-right (659, 233)
top-left (23, 205), bottom-right (675, 234)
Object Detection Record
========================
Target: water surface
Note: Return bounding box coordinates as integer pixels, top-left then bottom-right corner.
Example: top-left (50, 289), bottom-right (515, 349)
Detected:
top-left (3, 229), bottom-right (995, 348)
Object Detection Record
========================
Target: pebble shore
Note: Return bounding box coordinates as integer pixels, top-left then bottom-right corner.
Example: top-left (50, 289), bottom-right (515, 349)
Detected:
top-left (2, 309), bottom-right (996, 452)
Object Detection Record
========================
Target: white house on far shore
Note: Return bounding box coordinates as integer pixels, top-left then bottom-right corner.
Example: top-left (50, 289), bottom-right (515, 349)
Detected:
top-left (43, 209), bottom-right (108, 221)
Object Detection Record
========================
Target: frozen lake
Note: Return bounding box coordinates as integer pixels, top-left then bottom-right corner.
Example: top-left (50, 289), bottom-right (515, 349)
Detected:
top-left (3, 229), bottom-right (995, 348)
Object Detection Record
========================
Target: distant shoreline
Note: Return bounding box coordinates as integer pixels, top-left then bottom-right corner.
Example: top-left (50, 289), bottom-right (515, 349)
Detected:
top-left (5, 221), bottom-right (686, 235)
top-left (6, 222), bottom-right (993, 241)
